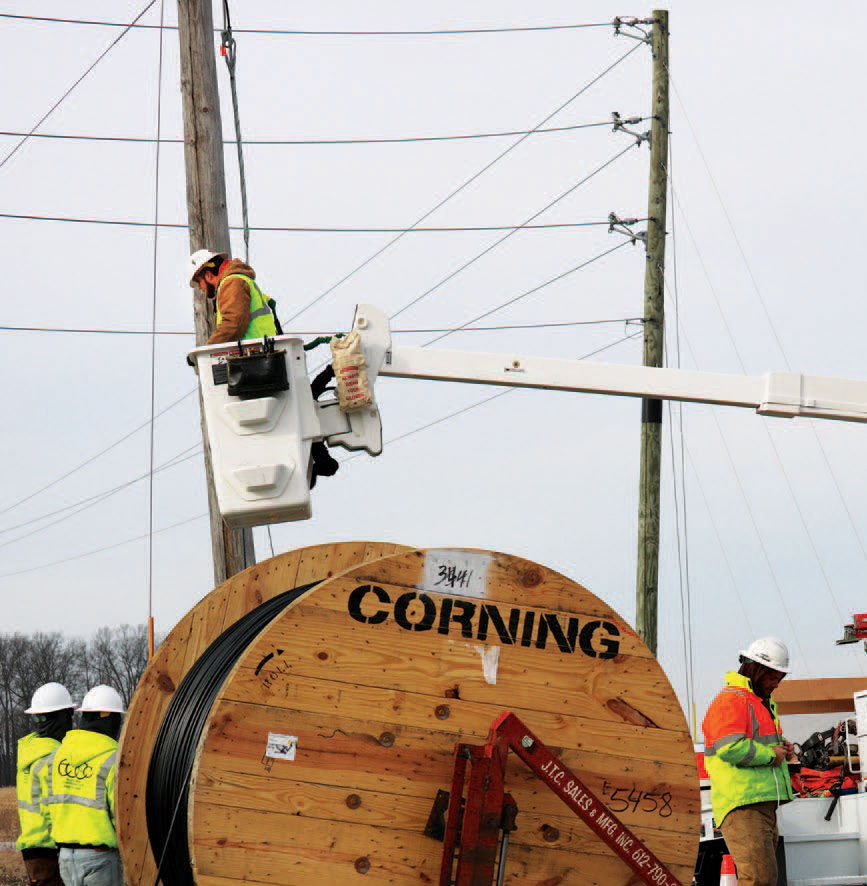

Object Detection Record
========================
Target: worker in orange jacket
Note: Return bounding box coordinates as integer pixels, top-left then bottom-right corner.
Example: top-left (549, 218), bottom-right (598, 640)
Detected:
top-left (702, 637), bottom-right (795, 886)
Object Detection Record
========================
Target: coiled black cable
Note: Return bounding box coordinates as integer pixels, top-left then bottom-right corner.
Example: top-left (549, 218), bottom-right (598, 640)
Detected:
top-left (146, 582), bottom-right (319, 886)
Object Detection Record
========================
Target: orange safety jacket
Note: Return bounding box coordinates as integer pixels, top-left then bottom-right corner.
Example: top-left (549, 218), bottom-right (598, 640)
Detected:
top-left (701, 671), bottom-right (793, 825)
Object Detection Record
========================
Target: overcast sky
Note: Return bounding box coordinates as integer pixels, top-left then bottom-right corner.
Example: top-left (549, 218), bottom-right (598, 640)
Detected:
top-left (2, 0), bottom-right (866, 739)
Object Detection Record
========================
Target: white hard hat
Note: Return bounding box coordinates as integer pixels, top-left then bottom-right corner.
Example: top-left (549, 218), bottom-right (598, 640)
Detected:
top-left (188, 249), bottom-right (227, 286)
top-left (25, 682), bottom-right (74, 714)
top-left (740, 637), bottom-right (791, 673)
top-left (78, 685), bottom-right (125, 714)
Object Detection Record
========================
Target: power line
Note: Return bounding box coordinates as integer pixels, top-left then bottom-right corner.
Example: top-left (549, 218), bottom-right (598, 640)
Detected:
top-left (0, 212), bottom-right (611, 232)
top-left (0, 318), bottom-right (638, 336)
top-left (287, 41), bottom-right (644, 323)
top-left (391, 141), bottom-right (640, 322)
top-left (0, 120), bottom-right (616, 145)
top-left (0, 447), bottom-right (202, 549)
top-left (0, 389), bottom-right (196, 517)
top-left (0, 514), bottom-right (209, 580)
top-left (344, 329), bottom-right (643, 458)
top-left (0, 14), bottom-right (611, 35)
top-left (0, 1), bottom-right (158, 171)
top-left (422, 240), bottom-right (635, 347)
top-left (0, 331), bottom-right (640, 578)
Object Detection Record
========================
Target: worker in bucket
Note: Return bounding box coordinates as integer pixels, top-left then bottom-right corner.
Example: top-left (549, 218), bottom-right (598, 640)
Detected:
top-left (16, 682), bottom-right (75, 886)
top-left (187, 248), bottom-right (339, 487)
top-left (702, 637), bottom-right (796, 886)
top-left (188, 249), bottom-right (281, 344)
top-left (47, 685), bottom-right (126, 886)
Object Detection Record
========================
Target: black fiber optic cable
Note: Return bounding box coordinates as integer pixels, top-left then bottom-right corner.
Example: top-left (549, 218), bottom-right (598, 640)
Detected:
top-left (146, 582), bottom-right (319, 886)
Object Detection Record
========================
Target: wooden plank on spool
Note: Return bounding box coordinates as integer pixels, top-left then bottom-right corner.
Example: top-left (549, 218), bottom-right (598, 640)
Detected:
top-left (775, 677), bottom-right (867, 715)
top-left (195, 699), bottom-right (697, 836)
top-left (186, 549), bottom-right (698, 886)
top-left (116, 541), bottom-right (410, 886)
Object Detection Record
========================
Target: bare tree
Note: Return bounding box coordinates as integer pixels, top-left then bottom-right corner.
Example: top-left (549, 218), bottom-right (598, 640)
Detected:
top-left (0, 625), bottom-right (154, 785)
top-left (85, 624), bottom-right (150, 708)
top-left (0, 634), bottom-right (31, 785)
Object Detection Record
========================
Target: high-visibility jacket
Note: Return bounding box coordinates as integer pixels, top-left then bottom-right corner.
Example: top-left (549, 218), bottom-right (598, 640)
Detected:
top-left (16, 733), bottom-right (60, 851)
top-left (216, 273), bottom-right (277, 341)
top-left (47, 730), bottom-right (118, 849)
top-left (701, 671), bottom-right (793, 825)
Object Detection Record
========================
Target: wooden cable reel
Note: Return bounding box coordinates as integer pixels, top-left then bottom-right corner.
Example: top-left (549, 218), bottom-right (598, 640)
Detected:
top-left (117, 542), bottom-right (410, 886)
top-left (119, 545), bottom-right (699, 886)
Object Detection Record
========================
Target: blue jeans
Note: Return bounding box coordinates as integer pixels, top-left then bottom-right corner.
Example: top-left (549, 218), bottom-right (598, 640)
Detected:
top-left (58, 848), bottom-right (122, 886)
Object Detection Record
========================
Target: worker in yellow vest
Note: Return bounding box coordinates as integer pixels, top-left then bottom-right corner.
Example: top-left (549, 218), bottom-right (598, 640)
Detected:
top-left (188, 249), bottom-right (280, 344)
top-left (16, 683), bottom-right (74, 886)
top-left (702, 638), bottom-right (795, 886)
top-left (47, 685), bottom-right (125, 886)
top-left (187, 248), bottom-right (340, 487)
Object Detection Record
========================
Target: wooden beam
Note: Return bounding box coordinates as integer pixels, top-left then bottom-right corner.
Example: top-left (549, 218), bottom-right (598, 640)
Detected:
top-left (775, 677), bottom-right (867, 715)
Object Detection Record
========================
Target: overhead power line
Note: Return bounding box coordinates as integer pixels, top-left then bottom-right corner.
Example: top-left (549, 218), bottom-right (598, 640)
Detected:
top-left (0, 120), bottom-right (615, 145)
top-left (0, 318), bottom-right (639, 336)
top-left (0, 1), bottom-right (158, 171)
top-left (0, 446), bottom-right (203, 545)
top-left (0, 212), bottom-right (611, 232)
top-left (0, 330), bottom-right (640, 579)
top-left (287, 41), bottom-right (644, 323)
top-left (0, 14), bottom-right (611, 35)
top-left (391, 140), bottom-right (640, 322)
top-left (0, 389), bottom-right (195, 517)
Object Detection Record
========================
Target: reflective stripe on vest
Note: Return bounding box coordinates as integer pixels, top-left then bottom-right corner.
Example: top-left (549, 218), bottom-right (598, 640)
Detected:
top-left (18, 756), bottom-right (51, 814)
top-left (216, 273), bottom-right (277, 341)
top-left (704, 686), bottom-right (782, 761)
top-left (50, 751), bottom-right (117, 810)
top-left (701, 672), bottom-right (793, 825)
top-left (16, 738), bottom-right (59, 851)
top-left (48, 738), bottom-right (118, 849)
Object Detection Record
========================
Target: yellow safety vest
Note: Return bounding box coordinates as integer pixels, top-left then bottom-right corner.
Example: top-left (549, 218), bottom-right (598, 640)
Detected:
top-left (216, 273), bottom-right (277, 341)
top-left (702, 671), bottom-right (793, 825)
top-left (47, 730), bottom-right (118, 849)
top-left (16, 733), bottom-right (59, 850)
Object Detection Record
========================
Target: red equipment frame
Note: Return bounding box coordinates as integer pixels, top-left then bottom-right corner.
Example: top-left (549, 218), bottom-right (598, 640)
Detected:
top-left (438, 711), bottom-right (686, 886)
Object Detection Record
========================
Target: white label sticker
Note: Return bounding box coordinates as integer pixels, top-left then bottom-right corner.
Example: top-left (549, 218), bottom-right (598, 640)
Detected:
top-left (423, 551), bottom-right (491, 599)
top-left (265, 732), bottom-right (298, 761)
top-left (472, 645), bottom-right (501, 684)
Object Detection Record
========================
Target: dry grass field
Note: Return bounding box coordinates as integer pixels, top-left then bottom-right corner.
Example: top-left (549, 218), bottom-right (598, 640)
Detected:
top-left (0, 787), bottom-right (25, 885)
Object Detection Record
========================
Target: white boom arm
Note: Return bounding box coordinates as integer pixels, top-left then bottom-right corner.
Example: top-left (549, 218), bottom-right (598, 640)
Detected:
top-left (352, 305), bottom-right (867, 424)
top-left (188, 304), bottom-right (867, 529)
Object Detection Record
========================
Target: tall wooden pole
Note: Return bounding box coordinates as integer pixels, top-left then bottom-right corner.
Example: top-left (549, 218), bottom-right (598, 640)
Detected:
top-left (635, 10), bottom-right (669, 656)
top-left (177, 0), bottom-right (255, 583)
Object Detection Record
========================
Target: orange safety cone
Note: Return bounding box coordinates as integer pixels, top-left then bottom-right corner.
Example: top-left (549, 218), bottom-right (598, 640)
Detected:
top-left (719, 853), bottom-right (737, 886)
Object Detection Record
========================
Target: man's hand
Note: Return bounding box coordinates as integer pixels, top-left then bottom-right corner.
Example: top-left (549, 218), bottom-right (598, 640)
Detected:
top-left (783, 739), bottom-right (797, 762)
top-left (772, 745), bottom-right (788, 766)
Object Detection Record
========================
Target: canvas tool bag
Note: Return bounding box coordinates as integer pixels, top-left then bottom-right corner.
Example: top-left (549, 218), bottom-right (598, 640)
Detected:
top-left (226, 336), bottom-right (289, 400)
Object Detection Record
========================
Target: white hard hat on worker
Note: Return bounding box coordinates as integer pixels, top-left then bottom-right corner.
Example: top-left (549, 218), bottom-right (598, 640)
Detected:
top-left (739, 637), bottom-right (790, 674)
top-left (188, 249), bottom-right (227, 287)
top-left (78, 684), bottom-right (126, 714)
top-left (25, 682), bottom-right (74, 714)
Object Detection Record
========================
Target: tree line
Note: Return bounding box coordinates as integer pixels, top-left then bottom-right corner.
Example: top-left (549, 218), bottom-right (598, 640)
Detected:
top-left (0, 625), bottom-right (152, 787)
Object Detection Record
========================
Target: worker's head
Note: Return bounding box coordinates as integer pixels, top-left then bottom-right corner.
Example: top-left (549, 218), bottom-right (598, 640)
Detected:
top-left (738, 636), bottom-right (790, 698)
top-left (188, 249), bottom-right (228, 296)
top-left (78, 685), bottom-right (126, 741)
top-left (25, 682), bottom-right (75, 741)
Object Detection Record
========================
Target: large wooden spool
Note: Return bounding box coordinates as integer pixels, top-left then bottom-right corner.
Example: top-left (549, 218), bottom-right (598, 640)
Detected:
top-left (118, 544), bottom-right (699, 886)
top-left (117, 542), bottom-right (409, 886)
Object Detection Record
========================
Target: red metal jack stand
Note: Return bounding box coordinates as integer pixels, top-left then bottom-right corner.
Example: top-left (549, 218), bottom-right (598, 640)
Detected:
top-left (436, 711), bottom-right (686, 886)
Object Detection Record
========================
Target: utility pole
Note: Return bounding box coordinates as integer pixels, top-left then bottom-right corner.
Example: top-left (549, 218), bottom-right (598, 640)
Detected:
top-left (635, 10), bottom-right (669, 656)
top-left (177, 0), bottom-right (255, 583)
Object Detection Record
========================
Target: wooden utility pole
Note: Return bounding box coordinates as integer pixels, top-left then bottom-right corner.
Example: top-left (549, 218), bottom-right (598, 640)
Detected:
top-left (177, 0), bottom-right (255, 583)
top-left (635, 10), bottom-right (669, 656)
